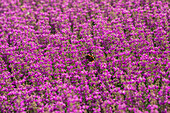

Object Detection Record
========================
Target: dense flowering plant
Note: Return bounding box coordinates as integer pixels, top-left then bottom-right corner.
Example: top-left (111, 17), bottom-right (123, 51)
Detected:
top-left (0, 0), bottom-right (169, 112)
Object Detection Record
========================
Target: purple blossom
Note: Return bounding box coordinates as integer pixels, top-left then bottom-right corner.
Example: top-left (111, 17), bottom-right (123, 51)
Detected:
top-left (0, 0), bottom-right (169, 112)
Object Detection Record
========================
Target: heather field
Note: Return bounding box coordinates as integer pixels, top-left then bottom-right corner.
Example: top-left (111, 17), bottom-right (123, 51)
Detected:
top-left (0, 0), bottom-right (169, 113)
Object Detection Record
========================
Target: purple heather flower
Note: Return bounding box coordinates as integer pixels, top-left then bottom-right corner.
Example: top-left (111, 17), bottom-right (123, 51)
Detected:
top-left (0, 0), bottom-right (169, 112)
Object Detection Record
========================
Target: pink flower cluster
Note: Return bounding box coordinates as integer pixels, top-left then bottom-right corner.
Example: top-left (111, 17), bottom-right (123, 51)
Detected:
top-left (0, 0), bottom-right (169, 112)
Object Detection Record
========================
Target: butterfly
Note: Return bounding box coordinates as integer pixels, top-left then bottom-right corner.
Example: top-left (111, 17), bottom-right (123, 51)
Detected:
top-left (85, 54), bottom-right (95, 62)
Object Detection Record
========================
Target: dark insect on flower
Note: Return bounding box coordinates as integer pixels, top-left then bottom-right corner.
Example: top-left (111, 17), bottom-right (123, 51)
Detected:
top-left (85, 54), bottom-right (95, 62)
